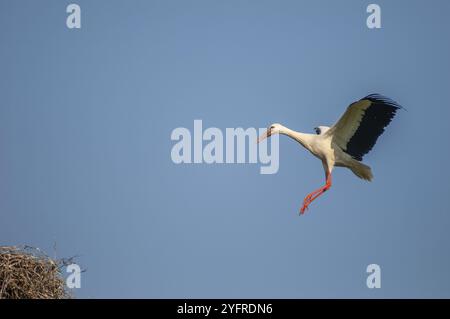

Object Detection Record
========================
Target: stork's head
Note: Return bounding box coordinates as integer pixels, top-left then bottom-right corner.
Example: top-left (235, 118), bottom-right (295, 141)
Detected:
top-left (257, 123), bottom-right (283, 143)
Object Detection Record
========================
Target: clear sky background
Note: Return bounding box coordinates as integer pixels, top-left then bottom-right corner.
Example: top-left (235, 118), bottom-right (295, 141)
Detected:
top-left (1, 0), bottom-right (450, 298)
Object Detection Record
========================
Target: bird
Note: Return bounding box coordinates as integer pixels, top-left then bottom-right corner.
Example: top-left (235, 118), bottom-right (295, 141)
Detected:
top-left (257, 94), bottom-right (403, 214)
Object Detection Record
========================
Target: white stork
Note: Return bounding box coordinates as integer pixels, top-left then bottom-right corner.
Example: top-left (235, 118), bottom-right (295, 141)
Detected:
top-left (257, 94), bottom-right (402, 214)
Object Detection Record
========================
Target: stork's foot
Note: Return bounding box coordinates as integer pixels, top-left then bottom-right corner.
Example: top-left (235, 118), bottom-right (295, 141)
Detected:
top-left (299, 175), bottom-right (332, 215)
top-left (299, 189), bottom-right (320, 214)
top-left (300, 194), bottom-right (313, 215)
top-left (300, 201), bottom-right (310, 215)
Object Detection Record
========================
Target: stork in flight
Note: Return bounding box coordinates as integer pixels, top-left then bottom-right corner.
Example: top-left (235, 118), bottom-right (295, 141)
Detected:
top-left (257, 94), bottom-right (402, 214)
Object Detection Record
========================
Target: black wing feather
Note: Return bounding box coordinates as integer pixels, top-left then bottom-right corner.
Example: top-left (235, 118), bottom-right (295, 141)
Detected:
top-left (345, 94), bottom-right (402, 161)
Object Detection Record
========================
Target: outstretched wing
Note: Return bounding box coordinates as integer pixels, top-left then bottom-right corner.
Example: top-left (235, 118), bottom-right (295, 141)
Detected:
top-left (325, 94), bottom-right (402, 161)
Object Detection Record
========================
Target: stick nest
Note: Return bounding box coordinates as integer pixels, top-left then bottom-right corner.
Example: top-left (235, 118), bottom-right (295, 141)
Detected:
top-left (0, 246), bottom-right (73, 299)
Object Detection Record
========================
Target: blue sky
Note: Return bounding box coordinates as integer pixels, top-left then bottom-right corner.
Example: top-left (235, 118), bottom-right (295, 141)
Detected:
top-left (1, 0), bottom-right (450, 298)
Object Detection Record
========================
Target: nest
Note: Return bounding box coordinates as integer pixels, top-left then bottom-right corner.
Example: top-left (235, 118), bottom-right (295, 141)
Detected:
top-left (0, 246), bottom-right (73, 299)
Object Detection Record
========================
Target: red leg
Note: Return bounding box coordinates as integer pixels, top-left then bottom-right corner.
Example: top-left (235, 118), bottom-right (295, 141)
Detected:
top-left (300, 173), bottom-right (332, 215)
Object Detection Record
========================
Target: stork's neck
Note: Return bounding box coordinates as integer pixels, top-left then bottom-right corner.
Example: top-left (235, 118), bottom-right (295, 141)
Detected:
top-left (279, 126), bottom-right (314, 150)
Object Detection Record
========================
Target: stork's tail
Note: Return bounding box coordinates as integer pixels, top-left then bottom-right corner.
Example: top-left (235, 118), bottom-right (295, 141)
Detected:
top-left (350, 160), bottom-right (373, 181)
